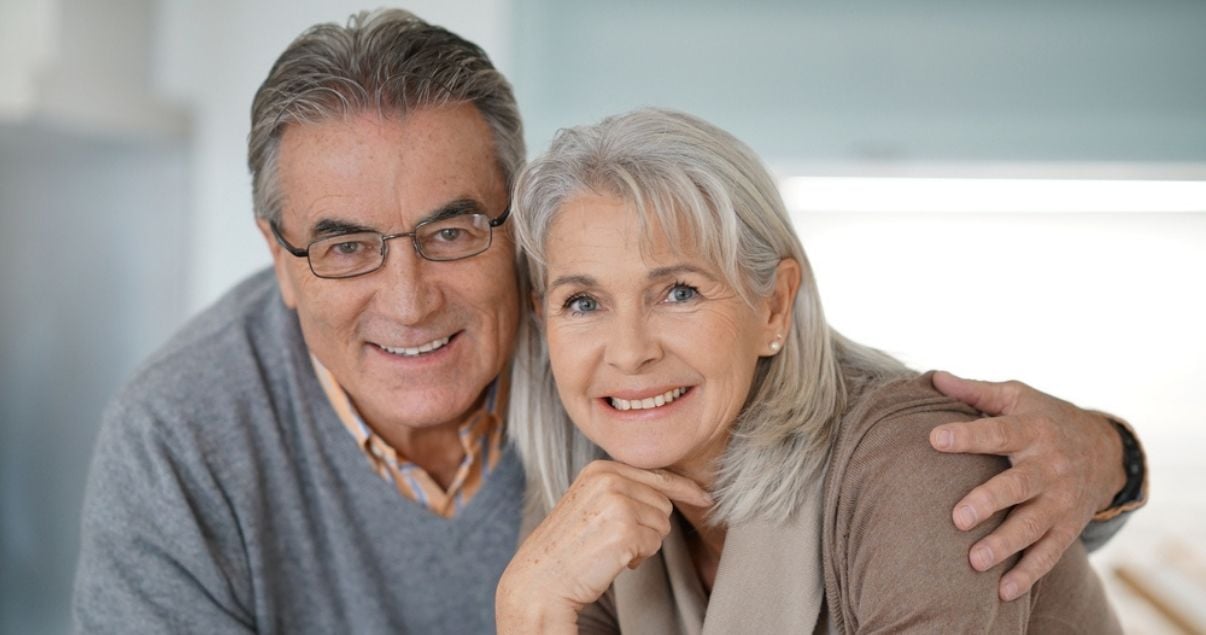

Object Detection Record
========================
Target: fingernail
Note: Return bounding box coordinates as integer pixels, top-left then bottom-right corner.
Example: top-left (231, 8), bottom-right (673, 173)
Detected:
top-left (934, 429), bottom-right (954, 449)
top-left (1001, 580), bottom-right (1019, 601)
top-left (971, 545), bottom-right (994, 570)
top-left (956, 505), bottom-right (978, 529)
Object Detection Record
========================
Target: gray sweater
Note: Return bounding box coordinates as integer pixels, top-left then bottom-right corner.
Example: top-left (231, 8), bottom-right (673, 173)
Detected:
top-left (73, 269), bottom-right (524, 633)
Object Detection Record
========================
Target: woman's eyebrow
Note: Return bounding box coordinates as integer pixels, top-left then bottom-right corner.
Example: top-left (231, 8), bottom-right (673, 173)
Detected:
top-left (548, 274), bottom-right (597, 292)
top-left (647, 264), bottom-right (716, 281)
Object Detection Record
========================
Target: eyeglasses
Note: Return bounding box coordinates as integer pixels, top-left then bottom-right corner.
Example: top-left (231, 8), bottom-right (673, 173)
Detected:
top-left (269, 207), bottom-right (510, 279)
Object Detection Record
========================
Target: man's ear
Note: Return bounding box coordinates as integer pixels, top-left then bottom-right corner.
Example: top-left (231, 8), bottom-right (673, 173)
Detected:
top-left (760, 258), bottom-right (801, 352)
top-left (256, 218), bottom-right (298, 309)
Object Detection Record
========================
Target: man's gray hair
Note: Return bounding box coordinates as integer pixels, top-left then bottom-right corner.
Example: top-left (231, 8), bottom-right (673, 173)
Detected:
top-left (508, 108), bottom-right (909, 525)
top-left (248, 8), bottom-right (525, 224)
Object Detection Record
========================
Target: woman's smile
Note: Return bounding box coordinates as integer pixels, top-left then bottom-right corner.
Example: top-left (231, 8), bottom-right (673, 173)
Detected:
top-left (603, 385), bottom-right (693, 412)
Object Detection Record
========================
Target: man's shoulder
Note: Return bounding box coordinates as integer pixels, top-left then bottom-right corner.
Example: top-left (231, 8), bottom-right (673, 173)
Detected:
top-left (106, 268), bottom-right (301, 443)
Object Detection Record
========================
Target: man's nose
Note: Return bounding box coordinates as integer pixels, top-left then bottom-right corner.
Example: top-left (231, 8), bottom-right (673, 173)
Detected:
top-left (376, 239), bottom-right (443, 324)
top-left (603, 311), bottom-right (662, 374)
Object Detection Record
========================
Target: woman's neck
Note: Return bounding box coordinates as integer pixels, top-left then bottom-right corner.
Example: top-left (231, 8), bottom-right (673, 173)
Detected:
top-left (671, 440), bottom-right (729, 593)
top-left (676, 502), bottom-right (727, 594)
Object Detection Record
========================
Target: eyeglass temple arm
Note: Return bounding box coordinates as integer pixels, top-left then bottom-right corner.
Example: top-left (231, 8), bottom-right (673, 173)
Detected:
top-left (489, 207), bottom-right (511, 228)
top-left (269, 221), bottom-right (310, 257)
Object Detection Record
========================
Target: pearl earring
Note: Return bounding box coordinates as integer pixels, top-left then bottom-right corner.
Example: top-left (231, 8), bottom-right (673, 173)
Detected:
top-left (769, 333), bottom-right (783, 353)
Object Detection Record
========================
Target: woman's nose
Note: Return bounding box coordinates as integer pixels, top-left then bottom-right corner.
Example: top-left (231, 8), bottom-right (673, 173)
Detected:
top-left (603, 312), bottom-right (662, 373)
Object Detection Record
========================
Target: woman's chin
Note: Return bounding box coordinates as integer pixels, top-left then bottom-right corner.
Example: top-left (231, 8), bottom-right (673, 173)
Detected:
top-left (603, 445), bottom-right (683, 471)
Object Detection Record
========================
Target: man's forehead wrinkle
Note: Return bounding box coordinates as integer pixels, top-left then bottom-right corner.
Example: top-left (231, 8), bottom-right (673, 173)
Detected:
top-left (289, 192), bottom-right (371, 236)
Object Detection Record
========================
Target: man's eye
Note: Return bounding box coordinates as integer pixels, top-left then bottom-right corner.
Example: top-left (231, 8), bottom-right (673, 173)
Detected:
top-left (565, 295), bottom-right (598, 314)
top-left (666, 283), bottom-right (699, 303)
top-left (333, 241), bottom-right (363, 255)
top-left (436, 228), bottom-right (464, 242)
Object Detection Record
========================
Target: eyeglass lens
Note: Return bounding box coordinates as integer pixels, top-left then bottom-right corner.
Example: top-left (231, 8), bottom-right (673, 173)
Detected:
top-left (307, 213), bottom-right (493, 277)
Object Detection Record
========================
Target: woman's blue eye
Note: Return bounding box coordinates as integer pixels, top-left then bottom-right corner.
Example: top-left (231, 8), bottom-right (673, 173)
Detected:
top-left (566, 295), bottom-right (598, 314)
top-left (666, 284), bottom-right (698, 303)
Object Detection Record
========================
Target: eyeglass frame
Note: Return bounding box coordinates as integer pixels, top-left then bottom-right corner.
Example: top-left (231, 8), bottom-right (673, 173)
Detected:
top-left (268, 206), bottom-right (511, 279)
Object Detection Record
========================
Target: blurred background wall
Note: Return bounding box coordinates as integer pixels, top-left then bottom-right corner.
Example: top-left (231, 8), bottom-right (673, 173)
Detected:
top-left (2, 0), bottom-right (1203, 632)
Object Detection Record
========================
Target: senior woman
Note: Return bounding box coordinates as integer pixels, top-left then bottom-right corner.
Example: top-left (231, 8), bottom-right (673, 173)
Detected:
top-left (495, 108), bottom-right (1121, 633)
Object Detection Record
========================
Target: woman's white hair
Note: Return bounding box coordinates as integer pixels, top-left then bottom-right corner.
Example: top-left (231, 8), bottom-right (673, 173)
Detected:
top-left (508, 108), bottom-right (910, 525)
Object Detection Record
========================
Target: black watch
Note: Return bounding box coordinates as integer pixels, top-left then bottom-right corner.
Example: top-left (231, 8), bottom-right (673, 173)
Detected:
top-left (1107, 418), bottom-right (1145, 509)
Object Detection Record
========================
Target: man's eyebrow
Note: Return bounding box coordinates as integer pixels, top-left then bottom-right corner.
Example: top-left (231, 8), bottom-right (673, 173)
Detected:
top-left (311, 218), bottom-right (376, 237)
top-left (418, 198), bottom-right (488, 225)
top-left (307, 198), bottom-right (488, 238)
top-left (647, 264), bottom-right (717, 281)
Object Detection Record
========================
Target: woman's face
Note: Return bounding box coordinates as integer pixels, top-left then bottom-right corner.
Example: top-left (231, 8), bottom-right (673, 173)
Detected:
top-left (540, 192), bottom-right (783, 480)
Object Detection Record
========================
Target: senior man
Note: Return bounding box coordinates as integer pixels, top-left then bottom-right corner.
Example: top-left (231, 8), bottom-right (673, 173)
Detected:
top-left (73, 9), bottom-right (1145, 633)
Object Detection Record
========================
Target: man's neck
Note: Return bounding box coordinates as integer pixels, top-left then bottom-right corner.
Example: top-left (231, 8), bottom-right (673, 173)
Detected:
top-left (378, 420), bottom-right (467, 489)
top-left (357, 395), bottom-right (487, 490)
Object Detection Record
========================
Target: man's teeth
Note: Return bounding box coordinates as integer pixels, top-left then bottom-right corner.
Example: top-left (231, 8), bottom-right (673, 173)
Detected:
top-left (379, 336), bottom-right (450, 357)
top-left (609, 387), bottom-right (687, 411)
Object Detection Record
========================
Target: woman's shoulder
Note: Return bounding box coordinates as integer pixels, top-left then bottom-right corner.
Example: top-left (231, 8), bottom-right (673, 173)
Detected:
top-left (820, 372), bottom-right (1026, 631)
top-left (831, 371), bottom-right (985, 471)
top-left (841, 370), bottom-right (974, 440)
top-left (826, 370), bottom-right (1002, 511)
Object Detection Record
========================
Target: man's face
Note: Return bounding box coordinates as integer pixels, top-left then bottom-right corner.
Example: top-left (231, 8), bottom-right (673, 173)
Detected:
top-left (260, 105), bottom-right (519, 433)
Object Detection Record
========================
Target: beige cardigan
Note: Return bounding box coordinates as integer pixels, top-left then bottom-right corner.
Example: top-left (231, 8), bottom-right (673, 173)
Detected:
top-left (570, 373), bottom-right (1121, 634)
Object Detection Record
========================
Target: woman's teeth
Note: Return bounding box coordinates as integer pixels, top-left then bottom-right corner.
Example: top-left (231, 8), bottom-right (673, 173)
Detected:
top-left (609, 387), bottom-right (687, 411)
top-left (378, 336), bottom-right (450, 357)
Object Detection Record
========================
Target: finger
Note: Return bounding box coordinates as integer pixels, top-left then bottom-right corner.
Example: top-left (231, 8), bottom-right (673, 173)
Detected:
top-left (624, 498), bottom-right (674, 537)
top-left (953, 463), bottom-right (1046, 531)
top-left (930, 415), bottom-right (1034, 455)
top-left (611, 463), bottom-right (714, 508)
top-left (586, 467), bottom-right (676, 517)
top-left (573, 461), bottom-right (674, 515)
top-left (626, 525), bottom-right (668, 570)
top-left (966, 503), bottom-right (1057, 572)
top-left (997, 527), bottom-right (1079, 601)
top-left (932, 371), bottom-right (1025, 416)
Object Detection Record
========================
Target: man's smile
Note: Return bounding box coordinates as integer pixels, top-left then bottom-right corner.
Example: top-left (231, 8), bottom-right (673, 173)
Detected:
top-left (374, 334), bottom-right (453, 357)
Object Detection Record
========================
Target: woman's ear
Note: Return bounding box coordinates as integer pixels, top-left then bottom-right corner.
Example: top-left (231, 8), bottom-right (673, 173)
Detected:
top-left (761, 258), bottom-right (801, 352)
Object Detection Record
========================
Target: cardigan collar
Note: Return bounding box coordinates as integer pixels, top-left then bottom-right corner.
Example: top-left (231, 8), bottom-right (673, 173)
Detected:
top-left (611, 477), bottom-right (827, 635)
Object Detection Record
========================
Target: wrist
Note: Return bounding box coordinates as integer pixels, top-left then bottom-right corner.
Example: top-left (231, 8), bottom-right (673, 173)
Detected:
top-left (1103, 416), bottom-right (1145, 512)
top-left (496, 571), bottom-right (580, 634)
top-left (1096, 415), bottom-right (1127, 513)
top-left (1090, 411), bottom-right (1146, 516)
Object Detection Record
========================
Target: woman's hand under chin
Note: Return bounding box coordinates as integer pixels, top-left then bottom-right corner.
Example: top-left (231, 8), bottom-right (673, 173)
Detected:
top-left (495, 460), bottom-right (713, 633)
